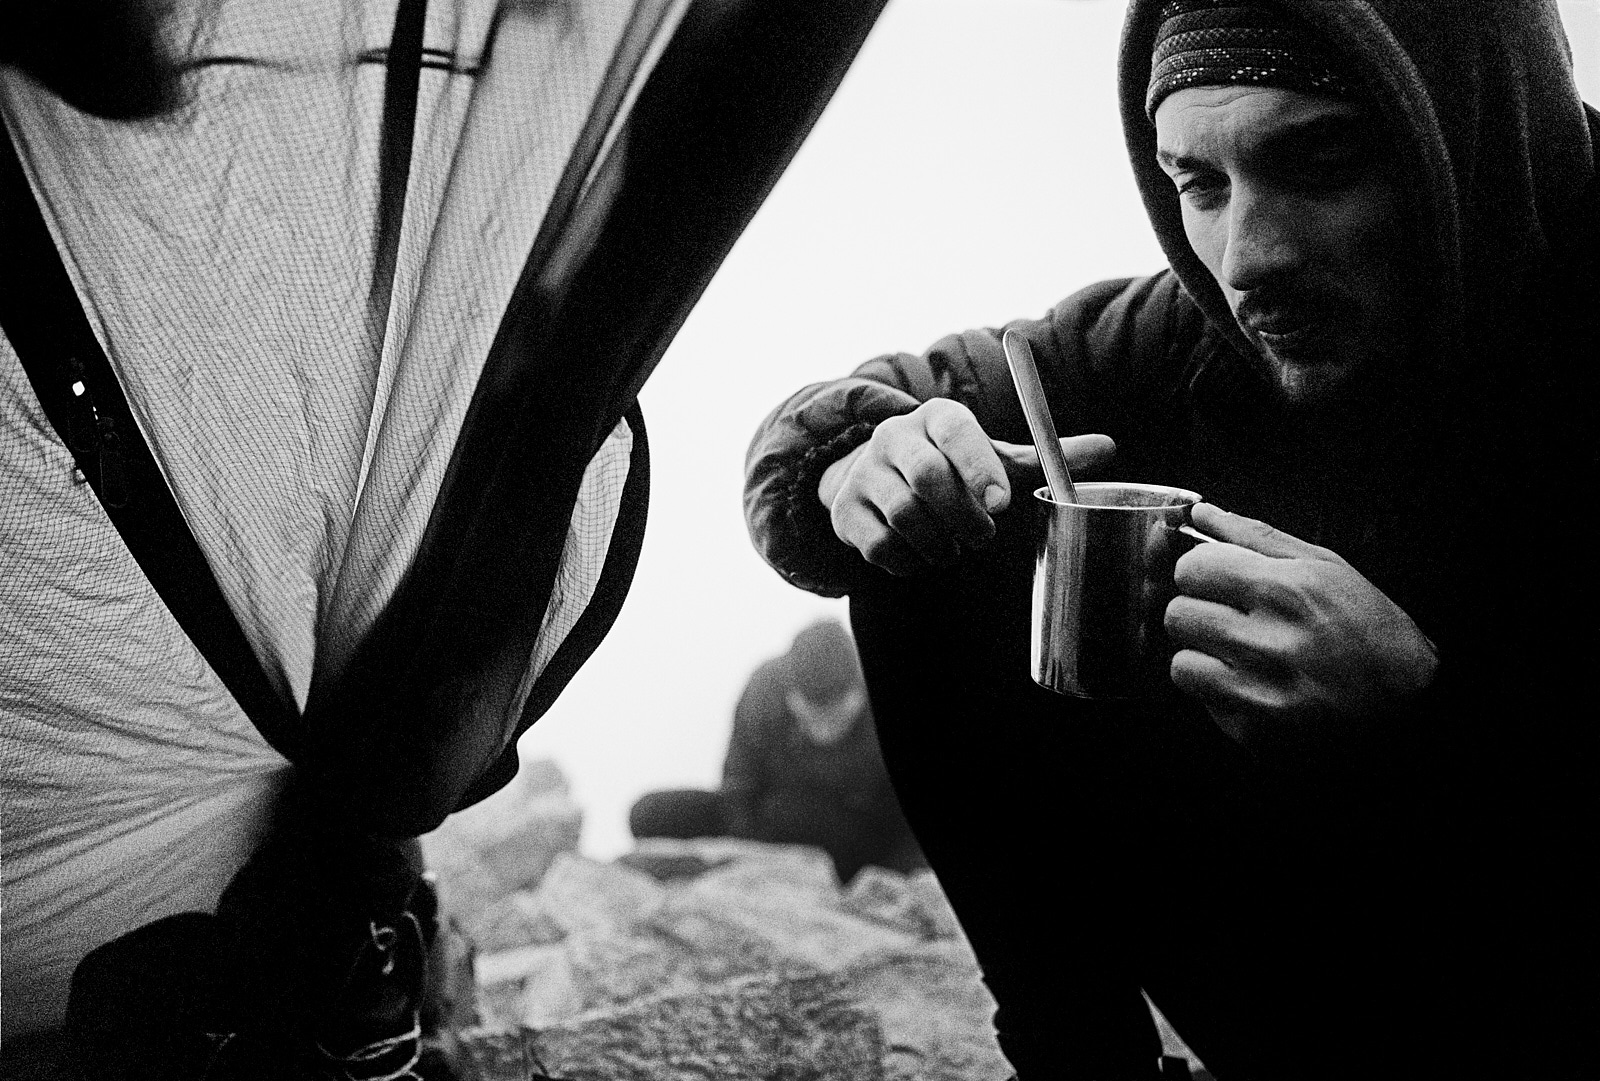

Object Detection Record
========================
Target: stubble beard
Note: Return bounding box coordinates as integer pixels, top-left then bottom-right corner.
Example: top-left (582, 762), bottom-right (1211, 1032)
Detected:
top-left (1250, 322), bottom-right (1421, 422)
top-left (1238, 294), bottom-right (1417, 412)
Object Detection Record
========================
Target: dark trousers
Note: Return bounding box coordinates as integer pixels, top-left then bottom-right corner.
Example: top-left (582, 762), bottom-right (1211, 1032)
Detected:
top-left (843, 519), bottom-right (1591, 1081)
top-left (629, 787), bottom-right (925, 884)
top-left (629, 787), bottom-right (727, 841)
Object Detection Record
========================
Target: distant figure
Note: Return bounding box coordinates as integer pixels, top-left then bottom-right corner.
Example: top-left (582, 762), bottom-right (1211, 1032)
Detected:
top-left (629, 618), bottom-right (925, 883)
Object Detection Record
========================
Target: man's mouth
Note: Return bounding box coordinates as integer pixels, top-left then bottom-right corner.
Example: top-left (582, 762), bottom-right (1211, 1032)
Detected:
top-left (1256, 321), bottom-right (1328, 350)
top-left (1240, 310), bottom-right (1342, 361)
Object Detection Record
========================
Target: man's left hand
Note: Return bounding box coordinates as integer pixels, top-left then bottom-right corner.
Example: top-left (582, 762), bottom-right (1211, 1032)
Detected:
top-left (1165, 503), bottom-right (1438, 748)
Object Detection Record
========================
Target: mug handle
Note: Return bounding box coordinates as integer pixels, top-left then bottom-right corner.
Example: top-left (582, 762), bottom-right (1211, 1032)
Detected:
top-left (1175, 523), bottom-right (1218, 544)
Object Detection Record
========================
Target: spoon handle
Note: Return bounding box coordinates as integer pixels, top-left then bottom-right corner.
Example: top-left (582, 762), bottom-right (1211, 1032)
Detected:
top-left (1002, 329), bottom-right (1079, 503)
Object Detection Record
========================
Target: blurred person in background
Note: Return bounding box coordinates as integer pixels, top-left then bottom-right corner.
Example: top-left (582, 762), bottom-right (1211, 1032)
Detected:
top-left (630, 617), bottom-right (926, 884)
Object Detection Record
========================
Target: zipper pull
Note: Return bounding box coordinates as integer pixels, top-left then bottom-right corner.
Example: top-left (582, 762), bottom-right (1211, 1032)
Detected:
top-left (65, 356), bottom-right (100, 453)
top-left (97, 415), bottom-right (129, 508)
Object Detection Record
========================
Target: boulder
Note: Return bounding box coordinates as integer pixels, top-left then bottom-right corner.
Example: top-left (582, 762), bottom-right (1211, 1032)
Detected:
top-left (842, 866), bottom-right (967, 943)
top-left (665, 879), bottom-right (918, 975)
top-left (421, 757), bottom-right (584, 932)
top-left (838, 944), bottom-right (1007, 1081)
top-left (532, 971), bottom-right (885, 1081)
top-left (467, 891), bottom-right (566, 955)
top-left (452, 845), bottom-right (1011, 1081)
top-left (529, 853), bottom-right (666, 938)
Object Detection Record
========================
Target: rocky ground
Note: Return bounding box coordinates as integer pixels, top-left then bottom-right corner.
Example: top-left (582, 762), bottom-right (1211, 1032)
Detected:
top-left (418, 761), bottom-right (1205, 1081)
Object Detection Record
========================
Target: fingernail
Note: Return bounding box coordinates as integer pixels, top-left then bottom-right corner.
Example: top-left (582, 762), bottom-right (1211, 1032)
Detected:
top-left (983, 484), bottom-right (1005, 512)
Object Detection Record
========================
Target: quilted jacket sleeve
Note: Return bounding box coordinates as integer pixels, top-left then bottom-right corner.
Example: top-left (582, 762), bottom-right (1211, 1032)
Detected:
top-left (743, 270), bottom-right (1205, 596)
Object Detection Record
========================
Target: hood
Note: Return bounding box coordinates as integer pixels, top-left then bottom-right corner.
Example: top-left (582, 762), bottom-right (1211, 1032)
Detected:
top-left (1118, 0), bottom-right (1597, 381)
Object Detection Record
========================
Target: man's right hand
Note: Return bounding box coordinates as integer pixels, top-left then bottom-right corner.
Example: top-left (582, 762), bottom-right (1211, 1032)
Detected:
top-left (817, 398), bottom-right (1115, 576)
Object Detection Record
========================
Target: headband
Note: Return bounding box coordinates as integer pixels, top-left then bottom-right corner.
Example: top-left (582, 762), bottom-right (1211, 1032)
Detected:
top-left (1146, 0), bottom-right (1358, 119)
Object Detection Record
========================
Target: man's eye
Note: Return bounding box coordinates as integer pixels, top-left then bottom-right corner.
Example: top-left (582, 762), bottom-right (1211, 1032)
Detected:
top-left (1175, 173), bottom-right (1226, 204)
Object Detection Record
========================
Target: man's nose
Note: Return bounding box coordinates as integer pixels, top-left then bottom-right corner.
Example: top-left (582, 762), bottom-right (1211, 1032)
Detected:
top-left (1219, 186), bottom-right (1303, 292)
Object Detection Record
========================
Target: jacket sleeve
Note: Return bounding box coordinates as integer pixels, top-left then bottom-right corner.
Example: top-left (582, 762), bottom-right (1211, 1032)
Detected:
top-left (743, 270), bottom-right (1204, 596)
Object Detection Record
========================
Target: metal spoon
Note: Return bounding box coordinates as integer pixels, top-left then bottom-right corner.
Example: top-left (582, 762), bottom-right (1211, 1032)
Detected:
top-left (1001, 329), bottom-right (1080, 504)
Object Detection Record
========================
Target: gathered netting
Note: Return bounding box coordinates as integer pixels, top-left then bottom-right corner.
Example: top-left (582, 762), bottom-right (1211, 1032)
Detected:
top-left (1, 0), bottom-right (652, 1034)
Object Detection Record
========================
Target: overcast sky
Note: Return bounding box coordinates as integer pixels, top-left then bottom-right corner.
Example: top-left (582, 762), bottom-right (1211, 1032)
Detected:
top-left (511, 0), bottom-right (1600, 860)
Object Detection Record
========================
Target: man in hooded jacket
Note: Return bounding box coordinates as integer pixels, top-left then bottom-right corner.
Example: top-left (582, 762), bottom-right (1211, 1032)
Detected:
top-left (744, 1), bottom-right (1598, 1078)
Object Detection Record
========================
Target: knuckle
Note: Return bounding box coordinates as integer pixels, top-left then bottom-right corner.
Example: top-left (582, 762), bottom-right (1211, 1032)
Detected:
top-left (831, 505), bottom-right (867, 549)
top-left (920, 396), bottom-right (970, 419)
top-left (901, 446), bottom-right (951, 493)
top-left (920, 398), bottom-right (976, 438)
top-left (861, 535), bottom-right (893, 561)
top-left (861, 534), bottom-right (905, 567)
top-left (1277, 636), bottom-right (1313, 671)
top-left (1252, 634), bottom-right (1293, 670)
top-left (882, 492), bottom-right (925, 530)
top-left (1283, 568), bottom-right (1330, 610)
top-left (1258, 570), bottom-right (1303, 609)
top-left (1302, 561), bottom-right (1341, 592)
top-left (871, 414), bottom-right (913, 449)
top-left (1280, 558), bottom-right (1315, 584)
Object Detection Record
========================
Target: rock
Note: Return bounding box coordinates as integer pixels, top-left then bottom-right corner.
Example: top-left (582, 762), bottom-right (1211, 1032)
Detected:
top-left (688, 839), bottom-right (842, 902)
top-left (840, 866), bottom-right (969, 944)
top-left (422, 835), bottom-right (518, 936)
top-left (441, 1026), bottom-right (554, 1081)
top-left (646, 895), bottom-right (795, 988)
top-left (775, 971), bottom-right (889, 1081)
top-left (467, 891), bottom-right (566, 955)
top-left (514, 758), bottom-right (574, 800)
top-left (421, 758), bottom-right (584, 932)
top-left (840, 866), bottom-right (921, 936)
top-left (530, 970), bottom-right (886, 1081)
top-left (462, 761), bottom-right (584, 893)
top-left (476, 814), bottom-right (583, 895)
top-left (473, 943), bottom-right (583, 1029)
top-left (904, 869), bottom-right (966, 942)
top-left (530, 853), bottom-right (666, 937)
top-left (423, 908), bottom-right (482, 1035)
top-left (451, 837), bottom-right (1007, 1081)
top-left (838, 943), bottom-right (1009, 1081)
top-left (668, 878), bottom-right (918, 975)
top-left (475, 981), bottom-right (531, 1040)
top-left (558, 924), bottom-right (700, 1012)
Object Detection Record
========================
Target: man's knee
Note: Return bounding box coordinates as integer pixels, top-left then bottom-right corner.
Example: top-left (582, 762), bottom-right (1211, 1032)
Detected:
top-left (628, 788), bottom-right (725, 840)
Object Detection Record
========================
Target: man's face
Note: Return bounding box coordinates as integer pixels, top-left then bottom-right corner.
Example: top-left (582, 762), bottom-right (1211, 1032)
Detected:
top-left (785, 686), bottom-right (866, 746)
top-left (1154, 85), bottom-right (1419, 405)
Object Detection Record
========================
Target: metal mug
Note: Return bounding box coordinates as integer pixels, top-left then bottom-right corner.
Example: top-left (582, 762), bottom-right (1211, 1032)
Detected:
top-left (1031, 482), bottom-right (1211, 699)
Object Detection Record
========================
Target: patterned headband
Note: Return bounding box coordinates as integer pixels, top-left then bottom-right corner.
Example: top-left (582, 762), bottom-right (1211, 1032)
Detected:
top-left (1146, 0), bottom-right (1358, 119)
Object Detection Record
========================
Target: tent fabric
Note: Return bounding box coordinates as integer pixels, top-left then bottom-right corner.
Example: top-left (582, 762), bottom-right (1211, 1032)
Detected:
top-left (0, 0), bottom-right (663, 1036)
top-left (294, 0), bottom-right (890, 835)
